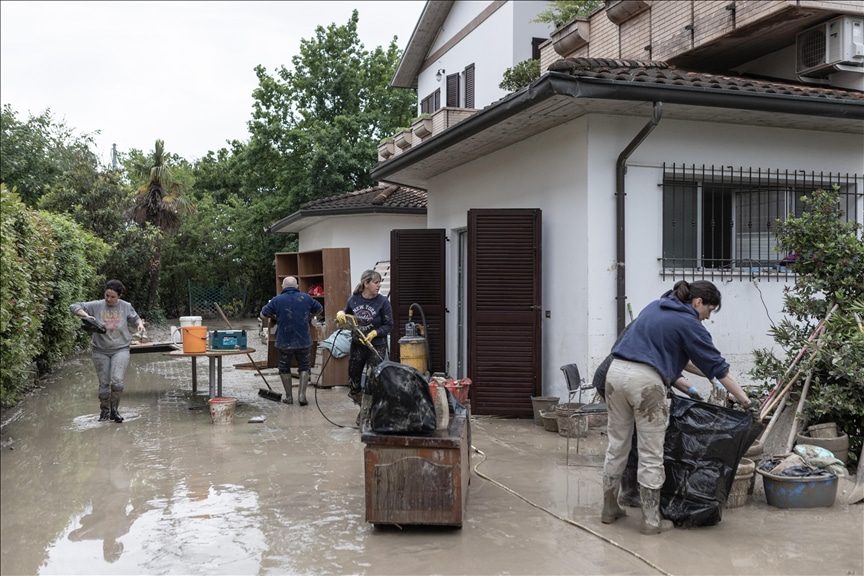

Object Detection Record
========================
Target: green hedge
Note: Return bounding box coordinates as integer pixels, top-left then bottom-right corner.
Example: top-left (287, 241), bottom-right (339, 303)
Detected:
top-left (0, 186), bottom-right (108, 406)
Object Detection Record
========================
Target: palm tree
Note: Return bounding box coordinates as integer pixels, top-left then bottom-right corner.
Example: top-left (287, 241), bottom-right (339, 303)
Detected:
top-left (131, 140), bottom-right (185, 312)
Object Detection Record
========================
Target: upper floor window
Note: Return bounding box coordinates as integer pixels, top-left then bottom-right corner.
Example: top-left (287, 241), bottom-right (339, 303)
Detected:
top-left (661, 164), bottom-right (861, 281)
top-left (532, 37), bottom-right (546, 60)
top-left (421, 88), bottom-right (441, 114)
top-left (463, 64), bottom-right (475, 108)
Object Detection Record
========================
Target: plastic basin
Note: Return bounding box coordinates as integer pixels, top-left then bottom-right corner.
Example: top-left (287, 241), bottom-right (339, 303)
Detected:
top-left (757, 468), bottom-right (837, 508)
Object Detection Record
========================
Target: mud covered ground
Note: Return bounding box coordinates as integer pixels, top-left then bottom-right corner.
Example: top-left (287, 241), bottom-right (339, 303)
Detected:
top-left (1, 319), bottom-right (862, 575)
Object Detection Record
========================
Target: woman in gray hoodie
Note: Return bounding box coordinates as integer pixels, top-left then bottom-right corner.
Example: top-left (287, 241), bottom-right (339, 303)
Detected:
top-left (71, 279), bottom-right (145, 423)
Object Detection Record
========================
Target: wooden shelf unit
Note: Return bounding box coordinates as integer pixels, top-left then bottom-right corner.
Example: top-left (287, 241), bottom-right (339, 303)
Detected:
top-left (270, 248), bottom-right (351, 387)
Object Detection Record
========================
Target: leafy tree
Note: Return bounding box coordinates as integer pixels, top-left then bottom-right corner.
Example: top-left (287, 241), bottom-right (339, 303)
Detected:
top-left (750, 187), bottom-right (864, 465)
top-left (0, 104), bottom-right (100, 207)
top-left (249, 9), bottom-right (415, 210)
top-left (129, 140), bottom-right (192, 314)
top-left (532, 0), bottom-right (604, 28)
top-left (500, 59), bottom-right (541, 92)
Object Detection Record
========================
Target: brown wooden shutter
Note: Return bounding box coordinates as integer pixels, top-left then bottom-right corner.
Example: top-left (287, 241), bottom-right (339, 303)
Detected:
top-left (446, 73), bottom-right (460, 107)
top-left (434, 88), bottom-right (441, 111)
top-left (463, 64), bottom-right (475, 109)
top-left (468, 209), bottom-right (542, 417)
top-left (390, 229), bottom-right (447, 374)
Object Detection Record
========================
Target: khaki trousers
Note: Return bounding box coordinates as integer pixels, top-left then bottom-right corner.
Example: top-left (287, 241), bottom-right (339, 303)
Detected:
top-left (603, 359), bottom-right (670, 490)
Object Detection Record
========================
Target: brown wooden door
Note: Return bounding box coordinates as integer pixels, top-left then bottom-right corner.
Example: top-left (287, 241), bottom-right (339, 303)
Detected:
top-left (468, 209), bottom-right (542, 417)
top-left (390, 229), bottom-right (447, 374)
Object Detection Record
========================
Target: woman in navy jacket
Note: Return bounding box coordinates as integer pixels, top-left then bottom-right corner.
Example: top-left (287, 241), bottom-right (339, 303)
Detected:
top-left (600, 280), bottom-right (751, 534)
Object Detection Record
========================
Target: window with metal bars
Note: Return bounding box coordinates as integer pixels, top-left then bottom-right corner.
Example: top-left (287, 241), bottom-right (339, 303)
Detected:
top-left (661, 164), bottom-right (861, 281)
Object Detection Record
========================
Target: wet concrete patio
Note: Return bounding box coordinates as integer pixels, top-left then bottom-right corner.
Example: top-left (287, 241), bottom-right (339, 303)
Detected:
top-left (1, 320), bottom-right (862, 575)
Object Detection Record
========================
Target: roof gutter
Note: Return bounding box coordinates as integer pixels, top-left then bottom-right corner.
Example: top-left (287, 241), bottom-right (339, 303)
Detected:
top-left (371, 71), bottom-right (863, 182)
top-left (616, 101), bottom-right (663, 335)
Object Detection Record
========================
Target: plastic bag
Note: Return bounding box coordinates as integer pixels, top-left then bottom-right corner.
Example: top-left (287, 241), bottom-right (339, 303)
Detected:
top-left (661, 395), bottom-right (762, 527)
top-left (318, 328), bottom-right (352, 358)
top-left (368, 361), bottom-right (436, 435)
top-left (793, 444), bottom-right (845, 469)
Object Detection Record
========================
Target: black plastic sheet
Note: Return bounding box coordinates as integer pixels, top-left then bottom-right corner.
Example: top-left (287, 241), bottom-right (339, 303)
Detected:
top-left (661, 395), bottom-right (762, 527)
top-left (368, 361), bottom-right (436, 435)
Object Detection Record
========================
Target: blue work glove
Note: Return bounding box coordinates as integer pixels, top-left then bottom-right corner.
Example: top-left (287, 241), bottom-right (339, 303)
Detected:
top-left (687, 386), bottom-right (703, 401)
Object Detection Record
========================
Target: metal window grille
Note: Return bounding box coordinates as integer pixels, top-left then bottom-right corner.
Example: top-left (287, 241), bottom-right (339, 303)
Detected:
top-left (661, 164), bottom-right (862, 281)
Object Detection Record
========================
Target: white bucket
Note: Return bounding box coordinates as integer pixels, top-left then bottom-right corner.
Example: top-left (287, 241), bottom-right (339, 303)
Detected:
top-left (175, 317), bottom-right (202, 343)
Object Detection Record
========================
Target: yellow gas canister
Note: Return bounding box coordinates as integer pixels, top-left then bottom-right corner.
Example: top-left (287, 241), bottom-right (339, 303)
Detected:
top-left (398, 336), bottom-right (428, 374)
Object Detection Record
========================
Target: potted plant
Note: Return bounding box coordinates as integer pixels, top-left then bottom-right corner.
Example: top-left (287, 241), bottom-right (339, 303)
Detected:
top-left (751, 187), bottom-right (864, 467)
top-left (411, 113), bottom-right (433, 140)
top-left (377, 137), bottom-right (395, 160)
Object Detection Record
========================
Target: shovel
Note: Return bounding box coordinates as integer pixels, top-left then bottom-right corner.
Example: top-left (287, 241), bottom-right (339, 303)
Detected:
top-left (213, 303), bottom-right (282, 403)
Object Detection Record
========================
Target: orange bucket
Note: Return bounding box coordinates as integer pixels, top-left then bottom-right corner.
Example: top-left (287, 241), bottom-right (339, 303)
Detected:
top-left (181, 326), bottom-right (208, 353)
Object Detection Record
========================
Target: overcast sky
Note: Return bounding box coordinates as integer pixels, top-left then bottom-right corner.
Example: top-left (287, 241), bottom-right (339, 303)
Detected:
top-left (1, 1), bottom-right (425, 164)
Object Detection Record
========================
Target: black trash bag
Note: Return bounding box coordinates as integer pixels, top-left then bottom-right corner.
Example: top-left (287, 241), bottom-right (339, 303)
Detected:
top-left (81, 316), bottom-right (106, 334)
top-left (368, 361), bottom-right (436, 435)
top-left (661, 395), bottom-right (762, 528)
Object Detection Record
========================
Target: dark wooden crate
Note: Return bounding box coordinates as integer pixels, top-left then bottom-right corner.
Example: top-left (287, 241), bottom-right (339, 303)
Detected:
top-left (361, 416), bottom-right (469, 527)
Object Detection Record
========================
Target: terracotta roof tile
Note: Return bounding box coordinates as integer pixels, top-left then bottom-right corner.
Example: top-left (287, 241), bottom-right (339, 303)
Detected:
top-left (300, 183), bottom-right (426, 212)
top-left (548, 57), bottom-right (864, 102)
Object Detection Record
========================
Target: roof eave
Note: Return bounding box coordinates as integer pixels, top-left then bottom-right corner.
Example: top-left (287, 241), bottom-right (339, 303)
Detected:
top-left (371, 71), bottom-right (864, 181)
top-left (391, 1), bottom-right (454, 89)
top-left (267, 206), bottom-right (427, 234)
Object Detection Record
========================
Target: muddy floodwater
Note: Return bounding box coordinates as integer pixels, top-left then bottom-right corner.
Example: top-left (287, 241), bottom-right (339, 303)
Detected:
top-left (1, 320), bottom-right (862, 575)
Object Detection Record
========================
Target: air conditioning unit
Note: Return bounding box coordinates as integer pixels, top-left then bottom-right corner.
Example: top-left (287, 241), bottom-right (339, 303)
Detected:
top-left (796, 16), bottom-right (864, 76)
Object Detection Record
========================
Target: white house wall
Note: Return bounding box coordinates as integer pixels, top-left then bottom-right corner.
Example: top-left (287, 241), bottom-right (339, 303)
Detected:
top-left (424, 112), bottom-right (863, 401)
top-left (417, 1), bottom-right (554, 113)
top-left (297, 214), bottom-right (427, 287)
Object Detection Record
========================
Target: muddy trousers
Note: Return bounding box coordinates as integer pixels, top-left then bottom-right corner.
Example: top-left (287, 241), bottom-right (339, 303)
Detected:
top-left (347, 342), bottom-right (387, 405)
top-left (92, 348), bottom-right (129, 421)
top-left (603, 359), bottom-right (670, 490)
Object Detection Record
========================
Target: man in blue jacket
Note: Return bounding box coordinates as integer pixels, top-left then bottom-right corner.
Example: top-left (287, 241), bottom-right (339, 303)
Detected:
top-left (260, 276), bottom-right (323, 406)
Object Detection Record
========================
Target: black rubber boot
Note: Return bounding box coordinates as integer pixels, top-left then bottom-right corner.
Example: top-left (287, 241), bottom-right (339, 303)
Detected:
top-left (109, 394), bottom-right (124, 423)
top-left (98, 397), bottom-right (111, 422)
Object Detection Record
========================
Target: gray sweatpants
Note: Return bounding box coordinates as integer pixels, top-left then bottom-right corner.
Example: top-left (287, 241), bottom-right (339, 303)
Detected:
top-left (91, 348), bottom-right (130, 400)
top-left (603, 359), bottom-right (670, 490)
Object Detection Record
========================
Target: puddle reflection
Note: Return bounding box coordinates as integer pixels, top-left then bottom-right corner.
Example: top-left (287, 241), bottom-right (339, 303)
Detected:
top-left (42, 483), bottom-right (265, 575)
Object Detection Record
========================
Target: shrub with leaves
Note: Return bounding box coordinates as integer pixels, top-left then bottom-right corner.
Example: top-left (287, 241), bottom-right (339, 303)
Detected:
top-left (532, 0), bottom-right (604, 29)
top-left (1, 185), bottom-right (108, 405)
top-left (500, 59), bottom-right (541, 92)
top-left (750, 187), bottom-right (864, 465)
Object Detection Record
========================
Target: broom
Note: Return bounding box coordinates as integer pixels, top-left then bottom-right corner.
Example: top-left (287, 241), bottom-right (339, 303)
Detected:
top-left (213, 303), bottom-right (283, 403)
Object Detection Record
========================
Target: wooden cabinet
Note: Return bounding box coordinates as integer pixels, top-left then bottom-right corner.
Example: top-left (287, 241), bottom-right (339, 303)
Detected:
top-left (270, 248), bottom-right (351, 387)
top-left (361, 415), bottom-right (470, 527)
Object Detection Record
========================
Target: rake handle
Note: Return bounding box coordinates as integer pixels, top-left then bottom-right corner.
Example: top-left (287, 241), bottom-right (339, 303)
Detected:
top-left (213, 303), bottom-right (276, 392)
